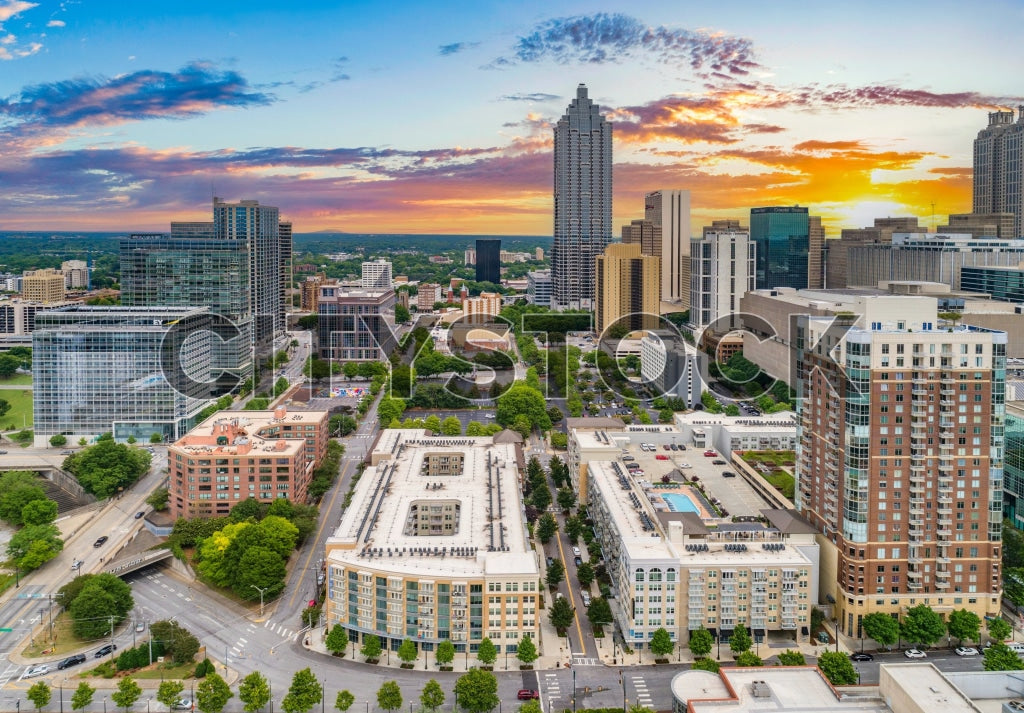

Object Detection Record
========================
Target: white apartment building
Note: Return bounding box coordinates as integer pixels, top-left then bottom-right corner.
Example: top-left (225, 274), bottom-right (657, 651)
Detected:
top-left (361, 260), bottom-right (393, 290)
top-left (690, 231), bottom-right (755, 329)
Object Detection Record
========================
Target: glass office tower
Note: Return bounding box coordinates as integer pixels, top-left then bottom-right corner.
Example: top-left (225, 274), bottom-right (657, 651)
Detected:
top-left (750, 206), bottom-right (809, 289)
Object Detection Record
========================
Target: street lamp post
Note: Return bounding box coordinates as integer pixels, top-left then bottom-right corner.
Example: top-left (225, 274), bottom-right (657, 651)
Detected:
top-left (251, 585), bottom-right (269, 617)
top-left (619, 670), bottom-right (626, 713)
top-left (572, 668), bottom-right (576, 713)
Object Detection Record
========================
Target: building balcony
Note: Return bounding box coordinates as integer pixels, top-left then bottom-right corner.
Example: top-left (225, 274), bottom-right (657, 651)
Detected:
top-left (935, 569), bottom-right (951, 579)
top-left (908, 582), bottom-right (923, 590)
top-left (907, 569), bottom-right (923, 579)
top-left (937, 528), bottom-right (952, 537)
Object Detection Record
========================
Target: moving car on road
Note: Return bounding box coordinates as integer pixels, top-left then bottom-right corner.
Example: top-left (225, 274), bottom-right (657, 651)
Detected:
top-left (93, 536), bottom-right (108, 547)
top-left (57, 654), bottom-right (86, 670)
top-left (849, 652), bottom-right (874, 662)
top-left (24, 664), bottom-right (49, 678)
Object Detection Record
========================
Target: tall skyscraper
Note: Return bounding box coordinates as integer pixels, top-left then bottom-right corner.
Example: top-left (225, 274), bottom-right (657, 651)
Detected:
top-left (750, 206), bottom-right (823, 290)
top-left (279, 220), bottom-right (293, 329)
top-left (213, 198), bottom-right (282, 351)
top-left (974, 108), bottom-right (1024, 236)
top-left (552, 84), bottom-right (612, 311)
top-left (475, 239), bottom-right (501, 284)
top-left (645, 189), bottom-right (691, 305)
top-left (594, 243), bottom-right (660, 334)
top-left (795, 296), bottom-right (1004, 636)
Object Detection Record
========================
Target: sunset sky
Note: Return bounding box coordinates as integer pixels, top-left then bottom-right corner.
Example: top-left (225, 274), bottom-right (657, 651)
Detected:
top-left (1, 0), bottom-right (1021, 235)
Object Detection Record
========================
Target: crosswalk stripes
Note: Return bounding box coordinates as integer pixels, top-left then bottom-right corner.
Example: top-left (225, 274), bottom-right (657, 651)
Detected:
top-left (631, 676), bottom-right (652, 706)
top-left (571, 657), bottom-right (601, 666)
top-left (263, 619), bottom-right (296, 639)
top-left (0, 662), bottom-right (19, 688)
top-left (542, 671), bottom-right (560, 697)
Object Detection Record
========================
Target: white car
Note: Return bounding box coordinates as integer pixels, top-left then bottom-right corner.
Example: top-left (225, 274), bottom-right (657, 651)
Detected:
top-left (581, 591), bottom-right (591, 607)
top-left (955, 646), bottom-right (979, 656)
top-left (572, 546), bottom-right (581, 557)
top-left (24, 665), bottom-right (49, 678)
top-left (678, 463), bottom-right (692, 469)
top-left (904, 649), bottom-right (927, 659)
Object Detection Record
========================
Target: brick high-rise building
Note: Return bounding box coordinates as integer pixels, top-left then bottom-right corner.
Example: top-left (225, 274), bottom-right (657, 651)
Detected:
top-left (794, 295), bottom-right (1004, 638)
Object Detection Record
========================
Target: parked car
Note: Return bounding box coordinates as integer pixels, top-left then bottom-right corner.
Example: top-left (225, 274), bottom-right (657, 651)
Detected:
top-left (955, 646), bottom-right (979, 656)
top-left (678, 463), bottom-right (692, 469)
top-left (24, 664), bottom-right (49, 678)
top-left (93, 536), bottom-right (109, 547)
top-left (722, 471), bottom-right (736, 478)
top-left (703, 450), bottom-right (717, 457)
top-left (60, 450), bottom-right (74, 455)
top-left (171, 700), bottom-right (194, 711)
top-left (904, 649), bottom-right (927, 659)
top-left (662, 444), bottom-right (671, 450)
top-left (572, 546), bottom-right (581, 557)
top-left (712, 459), bottom-right (727, 465)
top-left (0, 450), bottom-right (8, 455)
top-left (57, 654), bottom-right (86, 670)
top-left (581, 592), bottom-right (591, 607)
top-left (849, 652), bottom-right (874, 662)
top-left (546, 556), bottom-right (554, 567)
top-left (94, 644), bottom-right (117, 658)
top-left (517, 690), bottom-right (540, 701)
top-left (574, 556), bottom-right (582, 566)
top-left (134, 511), bottom-right (145, 519)
top-left (670, 444), bottom-right (679, 451)
top-left (655, 454), bottom-right (668, 461)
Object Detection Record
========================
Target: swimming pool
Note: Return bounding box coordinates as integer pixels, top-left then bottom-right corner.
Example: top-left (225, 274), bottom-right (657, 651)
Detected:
top-left (662, 492), bottom-right (700, 514)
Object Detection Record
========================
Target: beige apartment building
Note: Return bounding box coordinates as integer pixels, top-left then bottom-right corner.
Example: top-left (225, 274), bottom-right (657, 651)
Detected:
top-left (22, 269), bottom-right (66, 304)
top-left (324, 430), bottom-right (539, 658)
top-left (595, 243), bottom-right (660, 334)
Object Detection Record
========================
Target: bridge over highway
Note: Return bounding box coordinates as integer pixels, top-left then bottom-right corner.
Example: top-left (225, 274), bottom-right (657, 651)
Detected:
top-left (102, 549), bottom-right (174, 577)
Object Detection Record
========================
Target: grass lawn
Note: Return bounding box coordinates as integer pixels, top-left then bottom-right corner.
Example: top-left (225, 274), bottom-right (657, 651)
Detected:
top-left (0, 374), bottom-right (32, 386)
top-left (0, 387), bottom-right (33, 430)
top-left (762, 469), bottom-right (796, 500)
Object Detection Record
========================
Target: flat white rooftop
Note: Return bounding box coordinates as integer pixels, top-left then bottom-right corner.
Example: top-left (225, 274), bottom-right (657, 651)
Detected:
top-left (327, 429), bottom-right (537, 579)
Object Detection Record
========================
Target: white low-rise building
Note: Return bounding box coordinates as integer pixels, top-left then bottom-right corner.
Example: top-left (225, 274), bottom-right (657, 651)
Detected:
top-left (674, 411), bottom-right (797, 458)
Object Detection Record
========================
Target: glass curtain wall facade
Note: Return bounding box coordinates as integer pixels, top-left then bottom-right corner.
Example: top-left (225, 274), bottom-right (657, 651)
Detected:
top-left (475, 239), bottom-right (501, 284)
top-left (32, 306), bottom-right (215, 445)
top-left (750, 207), bottom-right (809, 289)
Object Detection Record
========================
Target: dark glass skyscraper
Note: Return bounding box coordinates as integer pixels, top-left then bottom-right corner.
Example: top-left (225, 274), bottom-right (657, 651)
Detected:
top-left (750, 206), bottom-right (809, 289)
top-left (475, 238), bottom-right (501, 284)
top-left (552, 84), bottom-right (612, 311)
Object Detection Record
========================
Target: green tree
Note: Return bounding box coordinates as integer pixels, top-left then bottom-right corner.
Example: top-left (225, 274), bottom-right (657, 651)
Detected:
top-left (564, 516), bottom-right (584, 544)
top-left (27, 681), bottom-right (50, 712)
top-left (862, 612), bottom-right (900, 649)
top-left (984, 641), bottom-right (1024, 671)
top-left (989, 617), bottom-right (1013, 642)
top-left (817, 651), bottom-right (859, 685)
top-left (729, 624), bottom-right (752, 654)
top-left (947, 608), bottom-right (982, 645)
top-left (8, 523), bottom-right (63, 570)
top-left (149, 620), bottom-right (201, 665)
top-left (516, 635), bottom-right (538, 666)
top-left (545, 560), bottom-right (564, 589)
top-left (556, 487), bottom-right (576, 512)
top-left (335, 691), bottom-right (355, 713)
top-left (735, 651), bottom-right (763, 667)
top-left (536, 513), bottom-right (558, 544)
top-left (454, 668), bottom-right (499, 713)
top-left (127, 435), bottom-right (138, 445)
top-left (476, 637), bottom-right (497, 667)
top-left (577, 562), bottom-right (595, 588)
top-left (325, 625), bottom-right (349, 656)
top-left (146, 487), bottom-right (170, 511)
top-left (436, 640), bottom-right (455, 668)
top-left (691, 658), bottom-right (720, 672)
top-left (649, 627), bottom-right (675, 658)
top-left (69, 577), bottom-right (134, 639)
top-left (420, 680), bottom-right (445, 713)
top-left (195, 672), bottom-right (233, 713)
top-left (495, 384), bottom-right (551, 431)
top-left (63, 439), bottom-right (152, 498)
top-left (777, 649), bottom-right (805, 665)
top-left (689, 627), bottom-right (713, 659)
top-left (900, 604), bottom-right (946, 648)
top-left (395, 304), bottom-right (411, 324)
top-left (549, 595), bottom-right (575, 632)
top-left (0, 471), bottom-right (47, 526)
top-left (441, 416), bottom-right (462, 435)
top-left (157, 681), bottom-right (185, 712)
top-left (424, 415), bottom-right (443, 433)
top-left (238, 672), bottom-right (271, 713)
top-left (150, 432), bottom-right (163, 444)
top-left (0, 353), bottom-right (19, 378)
top-left (531, 484), bottom-right (552, 511)
top-left (586, 597), bottom-right (612, 629)
top-left (377, 397), bottom-right (406, 427)
top-left (21, 499), bottom-right (57, 526)
top-left (361, 634), bottom-right (383, 661)
top-left (282, 668), bottom-right (323, 713)
top-left (398, 638), bottom-right (418, 666)
top-left (377, 681), bottom-right (402, 713)
top-left (71, 682), bottom-right (95, 711)
top-left (49, 433), bottom-right (67, 447)
top-left (111, 676), bottom-right (143, 712)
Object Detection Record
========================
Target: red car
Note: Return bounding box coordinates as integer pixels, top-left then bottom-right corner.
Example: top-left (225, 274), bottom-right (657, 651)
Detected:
top-left (703, 450), bottom-right (717, 457)
top-left (517, 690), bottom-right (540, 700)
top-left (655, 454), bottom-right (668, 460)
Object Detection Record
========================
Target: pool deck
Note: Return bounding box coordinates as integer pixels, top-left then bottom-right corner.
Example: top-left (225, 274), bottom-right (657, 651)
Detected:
top-left (653, 484), bottom-right (715, 520)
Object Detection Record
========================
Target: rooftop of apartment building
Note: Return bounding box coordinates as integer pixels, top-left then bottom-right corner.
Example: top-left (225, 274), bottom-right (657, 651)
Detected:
top-left (327, 429), bottom-right (536, 579)
top-left (170, 406), bottom-right (326, 458)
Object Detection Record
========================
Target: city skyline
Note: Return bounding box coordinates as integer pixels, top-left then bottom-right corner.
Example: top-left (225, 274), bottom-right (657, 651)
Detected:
top-left (0, 0), bottom-right (1021, 234)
